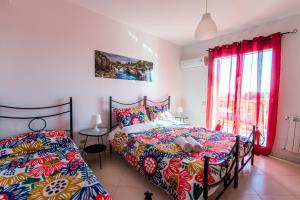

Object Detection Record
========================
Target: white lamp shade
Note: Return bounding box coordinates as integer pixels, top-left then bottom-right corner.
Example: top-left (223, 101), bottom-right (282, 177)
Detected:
top-left (195, 13), bottom-right (217, 40)
top-left (95, 114), bottom-right (102, 124)
top-left (177, 107), bottom-right (183, 113)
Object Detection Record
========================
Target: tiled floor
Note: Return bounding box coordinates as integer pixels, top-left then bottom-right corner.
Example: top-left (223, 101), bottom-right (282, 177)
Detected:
top-left (85, 153), bottom-right (300, 200)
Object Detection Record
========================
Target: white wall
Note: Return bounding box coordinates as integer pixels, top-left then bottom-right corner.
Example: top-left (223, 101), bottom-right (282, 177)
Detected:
top-left (182, 67), bottom-right (207, 126)
top-left (182, 14), bottom-right (300, 163)
top-left (0, 0), bottom-right (183, 142)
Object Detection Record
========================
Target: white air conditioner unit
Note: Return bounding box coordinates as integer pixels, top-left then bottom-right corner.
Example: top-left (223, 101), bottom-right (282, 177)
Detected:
top-left (180, 56), bottom-right (208, 69)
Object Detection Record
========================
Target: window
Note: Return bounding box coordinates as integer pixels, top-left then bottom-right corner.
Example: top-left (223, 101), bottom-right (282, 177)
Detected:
top-left (212, 50), bottom-right (272, 146)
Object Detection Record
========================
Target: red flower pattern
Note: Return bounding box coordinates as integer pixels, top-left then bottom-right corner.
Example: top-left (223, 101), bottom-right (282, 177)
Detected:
top-left (195, 167), bottom-right (215, 185)
top-left (66, 151), bottom-right (84, 163)
top-left (163, 158), bottom-right (192, 200)
top-left (142, 156), bottom-right (157, 176)
top-left (125, 154), bottom-right (138, 170)
top-left (24, 154), bottom-right (58, 166)
top-left (130, 117), bottom-right (140, 125)
top-left (28, 158), bottom-right (67, 177)
top-left (0, 133), bottom-right (27, 145)
top-left (96, 194), bottom-right (112, 200)
top-left (44, 130), bottom-right (65, 137)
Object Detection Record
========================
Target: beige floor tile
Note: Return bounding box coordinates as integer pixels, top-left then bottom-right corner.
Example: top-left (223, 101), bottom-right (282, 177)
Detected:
top-left (216, 178), bottom-right (259, 199)
top-left (150, 185), bottom-right (171, 200)
top-left (104, 185), bottom-right (118, 199)
top-left (118, 163), bottom-right (150, 189)
top-left (249, 175), bottom-right (291, 195)
top-left (113, 186), bottom-right (151, 200)
top-left (210, 178), bottom-right (256, 199)
top-left (219, 194), bottom-right (261, 200)
top-left (259, 195), bottom-right (299, 200)
top-left (87, 154), bottom-right (123, 187)
top-left (240, 162), bottom-right (265, 176)
top-left (229, 177), bottom-right (257, 195)
top-left (271, 175), bottom-right (300, 195)
top-left (255, 156), bottom-right (300, 176)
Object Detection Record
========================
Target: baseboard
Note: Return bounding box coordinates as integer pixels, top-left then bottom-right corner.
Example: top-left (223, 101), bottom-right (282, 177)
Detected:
top-left (270, 153), bottom-right (300, 166)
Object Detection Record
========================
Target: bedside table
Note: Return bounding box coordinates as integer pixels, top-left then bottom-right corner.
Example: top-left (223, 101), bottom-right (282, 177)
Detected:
top-left (175, 116), bottom-right (189, 123)
top-left (79, 128), bottom-right (108, 169)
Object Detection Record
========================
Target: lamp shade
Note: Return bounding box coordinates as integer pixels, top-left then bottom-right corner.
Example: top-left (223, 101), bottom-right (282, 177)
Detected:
top-left (194, 13), bottom-right (217, 40)
top-left (95, 114), bottom-right (102, 124)
top-left (177, 107), bottom-right (183, 113)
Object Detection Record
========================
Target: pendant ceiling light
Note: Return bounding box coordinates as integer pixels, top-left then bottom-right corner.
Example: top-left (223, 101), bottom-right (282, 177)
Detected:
top-left (194, 0), bottom-right (217, 40)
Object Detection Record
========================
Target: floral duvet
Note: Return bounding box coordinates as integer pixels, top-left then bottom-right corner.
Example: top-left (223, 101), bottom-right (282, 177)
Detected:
top-left (0, 130), bottom-right (111, 200)
top-left (109, 124), bottom-right (250, 200)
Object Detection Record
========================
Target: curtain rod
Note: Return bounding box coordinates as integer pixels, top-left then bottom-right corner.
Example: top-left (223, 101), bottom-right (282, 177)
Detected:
top-left (281, 28), bottom-right (298, 36)
top-left (205, 29), bottom-right (298, 51)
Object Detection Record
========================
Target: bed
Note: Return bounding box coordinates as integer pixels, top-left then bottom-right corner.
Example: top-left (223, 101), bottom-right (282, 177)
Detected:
top-left (108, 96), bottom-right (255, 200)
top-left (0, 98), bottom-right (111, 200)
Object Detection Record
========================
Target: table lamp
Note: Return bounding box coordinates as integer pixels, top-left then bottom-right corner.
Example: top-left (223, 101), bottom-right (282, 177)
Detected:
top-left (94, 114), bottom-right (102, 131)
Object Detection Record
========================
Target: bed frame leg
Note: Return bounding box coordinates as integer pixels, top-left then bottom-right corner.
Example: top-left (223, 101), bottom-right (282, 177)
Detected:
top-left (234, 136), bottom-right (240, 188)
top-left (203, 156), bottom-right (209, 200)
top-left (109, 144), bottom-right (112, 155)
top-left (144, 191), bottom-right (153, 200)
top-left (223, 176), bottom-right (228, 188)
top-left (251, 125), bottom-right (255, 166)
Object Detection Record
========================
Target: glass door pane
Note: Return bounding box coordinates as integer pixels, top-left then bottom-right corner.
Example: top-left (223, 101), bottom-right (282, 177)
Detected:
top-left (212, 49), bottom-right (272, 146)
top-left (212, 56), bottom-right (237, 133)
top-left (240, 49), bottom-right (272, 146)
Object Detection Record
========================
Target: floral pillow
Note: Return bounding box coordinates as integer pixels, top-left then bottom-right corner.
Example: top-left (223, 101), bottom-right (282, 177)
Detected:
top-left (146, 105), bottom-right (173, 121)
top-left (114, 106), bottom-right (149, 127)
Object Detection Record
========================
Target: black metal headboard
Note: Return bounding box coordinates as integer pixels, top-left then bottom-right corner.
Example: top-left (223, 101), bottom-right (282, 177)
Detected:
top-left (0, 97), bottom-right (73, 139)
top-left (109, 96), bottom-right (170, 131)
top-left (146, 96), bottom-right (170, 109)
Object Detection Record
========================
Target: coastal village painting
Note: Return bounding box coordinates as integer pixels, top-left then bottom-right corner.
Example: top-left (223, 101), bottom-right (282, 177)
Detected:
top-left (95, 50), bottom-right (153, 81)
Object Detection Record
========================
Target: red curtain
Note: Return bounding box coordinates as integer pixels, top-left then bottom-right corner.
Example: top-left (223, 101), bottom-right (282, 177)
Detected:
top-left (264, 33), bottom-right (282, 155)
top-left (206, 43), bottom-right (240, 131)
top-left (206, 33), bottom-right (282, 155)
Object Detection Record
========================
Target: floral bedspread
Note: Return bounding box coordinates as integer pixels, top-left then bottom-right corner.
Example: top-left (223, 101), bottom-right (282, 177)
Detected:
top-left (0, 130), bottom-right (111, 200)
top-left (110, 124), bottom-right (250, 200)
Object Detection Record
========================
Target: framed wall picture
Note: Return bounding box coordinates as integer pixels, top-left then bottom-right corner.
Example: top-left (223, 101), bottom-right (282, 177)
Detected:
top-left (95, 50), bottom-right (153, 81)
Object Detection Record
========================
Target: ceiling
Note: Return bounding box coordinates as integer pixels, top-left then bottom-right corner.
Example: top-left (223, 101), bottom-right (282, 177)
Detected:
top-left (68, 0), bottom-right (300, 46)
